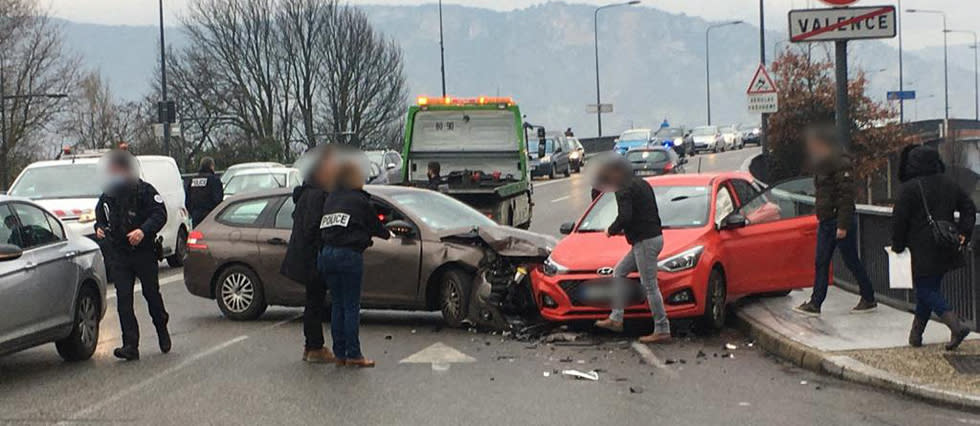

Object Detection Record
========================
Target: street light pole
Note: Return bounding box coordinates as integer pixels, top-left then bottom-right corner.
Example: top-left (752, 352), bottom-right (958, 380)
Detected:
top-left (705, 20), bottom-right (744, 126)
top-left (946, 30), bottom-right (979, 120)
top-left (897, 0), bottom-right (905, 123)
top-left (593, 1), bottom-right (640, 137)
top-left (158, 0), bottom-right (171, 156)
top-left (438, 0), bottom-right (446, 97)
top-left (908, 9), bottom-right (950, 120)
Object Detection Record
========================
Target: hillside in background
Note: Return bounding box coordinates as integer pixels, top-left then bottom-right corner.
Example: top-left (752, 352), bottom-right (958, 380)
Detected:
top-left (56, 2), bottom-right (977, 138)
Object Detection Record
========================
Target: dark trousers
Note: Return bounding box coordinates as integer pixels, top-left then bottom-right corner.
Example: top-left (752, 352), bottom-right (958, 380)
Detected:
top-left (914, 274), bottom-right (951, 319)
top-left (810, 218), bottom-right (876, 306)
top-left (317, 246), bottom-right (364, 360)
top-left (111, 249), bottom-right (169, 348)
top-left (303, 274), bottom-right (327, 350)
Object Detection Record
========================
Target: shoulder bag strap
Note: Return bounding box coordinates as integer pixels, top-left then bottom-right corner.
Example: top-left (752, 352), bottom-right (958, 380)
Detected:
top-left (915, 179), bottom-right (936, 225)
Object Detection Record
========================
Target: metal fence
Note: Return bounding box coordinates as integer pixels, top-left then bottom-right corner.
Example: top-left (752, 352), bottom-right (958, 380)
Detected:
top-left (833, 205), bottom-right (980, 330)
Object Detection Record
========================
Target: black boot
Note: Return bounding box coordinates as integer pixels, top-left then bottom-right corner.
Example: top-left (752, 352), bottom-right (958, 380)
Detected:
top-left (113, 345), bottom-right (140, 361)
top-left (939, 312), bottom-right (971, 351)
top-left (157, 325), bottom-right (172, 354)
top-left (908, 316), bottom-right (928, 347)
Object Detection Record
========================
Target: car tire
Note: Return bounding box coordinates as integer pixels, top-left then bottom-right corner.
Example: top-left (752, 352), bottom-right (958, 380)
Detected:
top-left (548, 165), bottom-right (556, 180)
top-left (439, 268), bottom-right (471, 328)
top-left (56, 285), bottom-right (100, 362)
top-left (216, 265), bottom-right (268, 321)
top-left (563, 163), bottom-right (571, 177)
top-left (695, 268), bottom-right (727, 335)
top-left (166, 227), bottom-right (188, 268)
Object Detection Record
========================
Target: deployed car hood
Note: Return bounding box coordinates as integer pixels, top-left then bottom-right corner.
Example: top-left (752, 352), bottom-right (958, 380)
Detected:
top-left (437, 226), bottom-right (558, 259)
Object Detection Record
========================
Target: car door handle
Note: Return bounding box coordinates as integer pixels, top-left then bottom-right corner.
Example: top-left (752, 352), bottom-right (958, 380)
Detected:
top-left (266, 238), bottom-right (288, 246)
top-left (64, 251), bottom-right (78, 258)
top-left (23, 261), bottom-right (36, 270)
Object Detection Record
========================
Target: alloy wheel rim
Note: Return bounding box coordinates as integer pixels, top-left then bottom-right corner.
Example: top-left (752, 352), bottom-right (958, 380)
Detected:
top-left (221, 273), bottom-right (254, 313)
top-left (78, 295), bottom-right (98, 347)
top-left (443, 280), bottom-right (461, 320)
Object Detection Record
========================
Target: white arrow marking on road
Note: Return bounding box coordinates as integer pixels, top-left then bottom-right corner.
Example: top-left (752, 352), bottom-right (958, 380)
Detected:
top-left (399, 342), bottom-right (476, 364)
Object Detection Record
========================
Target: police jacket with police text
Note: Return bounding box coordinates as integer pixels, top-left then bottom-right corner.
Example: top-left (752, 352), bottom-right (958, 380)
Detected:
top-left (320, 188), bottom-right (389, 253)
top-left (185, 169), bottom-right (223, 221)
top-left (95, 179), bottom-right (168, 252)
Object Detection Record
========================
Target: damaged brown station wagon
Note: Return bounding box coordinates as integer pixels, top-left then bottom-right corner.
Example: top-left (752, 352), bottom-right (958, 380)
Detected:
top-left (182, 186), bottom-right (556, 329)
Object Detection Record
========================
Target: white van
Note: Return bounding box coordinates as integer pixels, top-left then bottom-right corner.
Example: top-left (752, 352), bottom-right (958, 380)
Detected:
top-left (7, 152), bottom-right (192, 267)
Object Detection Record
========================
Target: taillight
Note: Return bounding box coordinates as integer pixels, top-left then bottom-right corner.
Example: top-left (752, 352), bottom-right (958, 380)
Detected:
top-left (187, 230), bottom-right (208, 250)
top-left (664, 162), bottom-right (675, 173)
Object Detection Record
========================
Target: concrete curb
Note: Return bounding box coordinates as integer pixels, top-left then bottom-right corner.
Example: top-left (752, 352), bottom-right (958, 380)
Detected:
top-left (733, 309), bottom-right (980, 411)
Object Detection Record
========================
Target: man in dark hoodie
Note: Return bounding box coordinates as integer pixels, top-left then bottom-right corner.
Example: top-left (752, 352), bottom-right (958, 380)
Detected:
top-left (794, 125), bottom-right (878, 316)
top-left (185, 157), bottom-right (223, 227)
top-left (892, 145), bottom-right (976, 350)
top-left (280, 146), bottom-right (336, 363)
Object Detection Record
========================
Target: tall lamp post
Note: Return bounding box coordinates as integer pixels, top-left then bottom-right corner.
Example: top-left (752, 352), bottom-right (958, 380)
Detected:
top-left (438, 0), bottom-right (446, 97)
top-left (705, 20), bottom-right (744, 126)
top-left (945, 29), bottom-right (978, 120)
top-left (158, 0), bottom-right (172, 156)
top-left (908, 9), bottom-right (949, 120)
top-left (593, 0), bottom-right (640, 137)
top-left (0, 55), bottom-right (68, 190)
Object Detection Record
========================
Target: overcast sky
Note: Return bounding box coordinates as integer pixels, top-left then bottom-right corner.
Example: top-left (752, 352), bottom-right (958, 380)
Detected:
top-left (45, 0), bottom-right (977, 50)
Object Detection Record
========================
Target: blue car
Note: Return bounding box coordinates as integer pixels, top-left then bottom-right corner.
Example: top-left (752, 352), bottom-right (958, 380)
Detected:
top-left (613, 128), bottom-right (654, 155)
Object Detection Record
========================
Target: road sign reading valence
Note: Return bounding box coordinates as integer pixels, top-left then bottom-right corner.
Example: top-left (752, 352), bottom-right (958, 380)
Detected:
top-left (789, 6), bottom-right (896, 42)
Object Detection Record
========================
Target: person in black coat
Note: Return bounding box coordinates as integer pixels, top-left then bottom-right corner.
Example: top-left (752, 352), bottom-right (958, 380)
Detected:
top-left (280, 146), bottom-right (336, 363)
top-left (184, 157), bottom-right (223, 227)
top-left (318, 161), bottom-right (390, 368)
top-left (892, 145), bottom-right (976, 350)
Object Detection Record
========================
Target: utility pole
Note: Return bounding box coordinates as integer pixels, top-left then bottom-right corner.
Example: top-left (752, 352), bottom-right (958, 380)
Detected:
top-left (835, 40), bottom-right (851, 151)
top-left (897, 0), bottom-right (905, 123)
top-left (705, 20), bottom-right (744, 126)
top-left (758, 0), bottom-right (769, 154)
top-left (158, 0), bottom-right (171, 156)
top-left (593, 1), bottom-right (640, 137)
top-left (438, 0), bottom-right (446, 97)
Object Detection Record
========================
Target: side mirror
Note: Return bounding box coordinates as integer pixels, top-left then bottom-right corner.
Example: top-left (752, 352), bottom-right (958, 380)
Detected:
top-left (538, 141), bottom-right (547, 158)
top-left (720, 213), bottom-right (747, 230)
top-left (385, 220), bottom-right (417, 238)
top-left (0, 244), bottom-right (23, 262)
top-left (559, 222), bottom-right (575, 235)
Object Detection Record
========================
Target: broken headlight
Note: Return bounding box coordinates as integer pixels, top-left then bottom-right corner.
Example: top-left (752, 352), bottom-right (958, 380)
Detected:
top-left (658, 245), bottom-right (704, 273)
top-left (542, 257), bottom-right (568, 276)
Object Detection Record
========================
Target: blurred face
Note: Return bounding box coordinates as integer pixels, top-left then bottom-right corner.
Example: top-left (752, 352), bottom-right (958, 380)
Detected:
top-left (805, 136), bottom-right (833, 162)
top-left (313, 153), bottom-right (337, 189)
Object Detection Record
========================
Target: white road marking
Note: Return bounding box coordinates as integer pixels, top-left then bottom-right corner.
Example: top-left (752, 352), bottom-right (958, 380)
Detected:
top-left (106, 274), bottom-right (182, 300)
top-left (399, 342), bottom-right (476, 364)
top-left (533, 177), bottom-right (573, 188)
top-left (551, 195), bottom-right (571, 203)
top-left (631, 341), bottom-right (678, 378)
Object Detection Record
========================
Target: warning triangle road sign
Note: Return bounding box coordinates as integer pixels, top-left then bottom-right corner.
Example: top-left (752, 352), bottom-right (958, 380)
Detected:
top-left (746, 64), bottom-right (777, 95)
top-left (399, 342), bottom-right (477, 364)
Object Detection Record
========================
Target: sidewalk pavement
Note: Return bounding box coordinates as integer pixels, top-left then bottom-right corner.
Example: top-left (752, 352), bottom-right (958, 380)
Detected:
top-left (735, 286), bottom-right (980, 410)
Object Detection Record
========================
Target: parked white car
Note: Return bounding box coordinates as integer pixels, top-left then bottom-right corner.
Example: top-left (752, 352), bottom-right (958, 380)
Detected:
top-left (721, 125), bottom-right (743, 150)
top-left (8, 152), bottom-right (193, 267)
top-left (221, 162), bottom-right (286, 185)
top-left (223, 168), bottom-right (302, 199)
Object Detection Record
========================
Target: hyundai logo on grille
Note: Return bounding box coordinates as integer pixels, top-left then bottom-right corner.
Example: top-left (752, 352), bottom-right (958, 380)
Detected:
top-left (596, 267), bottom-right (615, 276)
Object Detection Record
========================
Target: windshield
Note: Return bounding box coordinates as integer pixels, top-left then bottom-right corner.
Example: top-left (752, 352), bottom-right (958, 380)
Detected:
top-left (619, 130), bottom-right (650, 142)
top-left (577, 185), bottom-right (711, 231)
top-left (527, 138), bottom-right (556, 155)
top-left (692, 126), bottom-right (717, 136)
top-left (626, 150), bottom-right (668, 164)
top-left (656, 128), bottom-right (684, 138)
top-left (411, 109), bottom-right (518, 152)
top-left (391, 190), bottom-right (497, 231)
top-left (9, 164), bottom-right (101, 199)
top-left (224, 172), bottom-right (289, 196)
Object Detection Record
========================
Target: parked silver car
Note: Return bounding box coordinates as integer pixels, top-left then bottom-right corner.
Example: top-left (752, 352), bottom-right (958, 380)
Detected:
top-left (0, 196), bottom-right (107, 361)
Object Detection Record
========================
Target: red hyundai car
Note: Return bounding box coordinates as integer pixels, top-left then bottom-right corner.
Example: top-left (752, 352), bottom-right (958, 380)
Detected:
top-left (530, 172), bottom-right (819, 331)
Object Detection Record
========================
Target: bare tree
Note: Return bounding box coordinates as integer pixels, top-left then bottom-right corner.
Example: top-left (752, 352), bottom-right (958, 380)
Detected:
top-left (278, 0), bottom-right (334, 150)
top-left (0, 0), bottom-right (79, 187)
top-left (58, 71), bottom-right (137, 150)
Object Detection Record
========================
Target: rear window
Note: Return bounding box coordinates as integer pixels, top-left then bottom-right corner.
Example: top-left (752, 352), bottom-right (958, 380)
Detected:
top-left (411, 109), bottom-right (519, 152)
top-left (218, 198), bottom-right (271, 226)
top-left (9, 164), bottom-right (101, 199)
top-left (626, 150), bottom-right (669, 164)
top-left (224, 173), bottom-right (289, 197)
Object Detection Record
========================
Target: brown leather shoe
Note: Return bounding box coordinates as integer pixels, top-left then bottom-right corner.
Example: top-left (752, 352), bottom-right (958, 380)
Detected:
top-left (594, 318), bottom-right (624, 333)
top-left (302, 348), bottom-right (336, 363)
top-left (345, 358), bottom-right (376, 368)
top-left (638, 333), bottom-right (672, 344)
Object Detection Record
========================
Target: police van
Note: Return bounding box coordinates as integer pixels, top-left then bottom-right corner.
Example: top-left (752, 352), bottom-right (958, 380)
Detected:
top-left (7, 149), bottom-right (193, 267)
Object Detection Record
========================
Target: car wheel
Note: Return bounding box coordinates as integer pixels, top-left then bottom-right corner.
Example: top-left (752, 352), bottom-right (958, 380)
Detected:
top-left (56, 285), bottom-right (100, 362)
top-left (439, 269), bottom-right (471, 328)
top-left (166, 227), bottom-right (188, 268)
top-left (695, 268), bottom-right (727, 335)
top-left (548, 165), bottom-right (556, 180)
top-left (563, 163), bottom-right (571, 177)
top-left (216, 265), bottom-right (267, 321)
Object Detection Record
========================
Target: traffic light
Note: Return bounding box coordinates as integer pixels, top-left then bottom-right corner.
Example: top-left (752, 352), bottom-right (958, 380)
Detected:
top-left (157, 100), bottom-right (177, 124)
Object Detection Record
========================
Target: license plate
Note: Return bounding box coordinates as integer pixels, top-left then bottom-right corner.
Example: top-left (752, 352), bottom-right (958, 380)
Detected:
top-left (636, 170), bottom-right (658, 176)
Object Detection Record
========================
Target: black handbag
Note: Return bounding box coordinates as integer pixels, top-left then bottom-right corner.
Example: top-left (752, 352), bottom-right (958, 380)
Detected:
top-left (916, 180), bottom-right (963, 252)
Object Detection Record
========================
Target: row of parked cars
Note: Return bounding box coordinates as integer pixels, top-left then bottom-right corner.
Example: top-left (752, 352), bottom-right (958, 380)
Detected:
top-left (614, 124), bottom-right (761, 158)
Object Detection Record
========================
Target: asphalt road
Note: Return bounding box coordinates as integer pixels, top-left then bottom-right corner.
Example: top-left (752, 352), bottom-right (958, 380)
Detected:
top-left (2, 146), bottom-right (978, 425)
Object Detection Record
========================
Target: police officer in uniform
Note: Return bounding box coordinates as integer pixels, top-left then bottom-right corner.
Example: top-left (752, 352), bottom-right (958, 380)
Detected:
top-left (95, 150), bottom-right (171, 361)
top-left (185, 157), bottom-right (223, 227)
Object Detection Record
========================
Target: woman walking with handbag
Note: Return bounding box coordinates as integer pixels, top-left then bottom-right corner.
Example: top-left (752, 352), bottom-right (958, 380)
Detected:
top-left (892, 145), bottom-right (976, 350)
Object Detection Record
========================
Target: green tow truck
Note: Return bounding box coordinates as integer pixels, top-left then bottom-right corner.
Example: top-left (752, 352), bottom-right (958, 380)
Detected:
top-left (401, 96), bottom-right (533, 228)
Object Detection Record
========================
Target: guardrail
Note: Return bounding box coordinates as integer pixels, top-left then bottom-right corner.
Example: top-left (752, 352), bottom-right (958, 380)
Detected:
top-left (833, 205), bottom-right (980, 330)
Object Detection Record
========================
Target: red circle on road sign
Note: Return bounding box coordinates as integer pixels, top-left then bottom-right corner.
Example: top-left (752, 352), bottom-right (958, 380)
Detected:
top-left (819, 0), bottom-right (859, 5)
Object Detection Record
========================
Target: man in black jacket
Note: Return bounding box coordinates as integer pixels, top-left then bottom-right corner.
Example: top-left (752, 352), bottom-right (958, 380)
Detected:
top-left (185, 157), bottom-right (223, 227)
top-left (95, 150), bottom-right (171, 361)
top-left (892, 145), bottom-right (976, 350)
top-left (794, 125), bottom-right (877, 316)
top-left (593, 157), bottom-right (671, 344)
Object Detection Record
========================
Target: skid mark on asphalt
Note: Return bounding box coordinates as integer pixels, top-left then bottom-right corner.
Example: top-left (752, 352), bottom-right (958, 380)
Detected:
top-left (106, 274), bottom-right (182, 300)
top-left (631, 342), bottom-right (678, 378)
top-left (57, 314), bottom-right (300, 425)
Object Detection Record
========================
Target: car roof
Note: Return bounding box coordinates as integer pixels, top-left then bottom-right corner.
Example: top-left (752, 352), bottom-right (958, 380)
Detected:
top-left (20, 155), bottom-right (174, 169)
top-left (229, 167), bottom-right (296, 177)
top-left (221, 184), bottom-right (431, 203)
top-left (227, 162), bottom-right (285, 170)
top-left (644, 171), bottom-right (753, 186)
top-left (627, 146), bottom-right (670, 152)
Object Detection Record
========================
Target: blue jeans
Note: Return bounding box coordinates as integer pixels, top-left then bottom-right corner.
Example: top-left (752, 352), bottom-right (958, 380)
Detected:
top-left (317, 246), bottom-right (365, 360)
top-left (810, 218), bottom-right (876, 306)
top-left (914, 274), bottom-right (951, 319)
